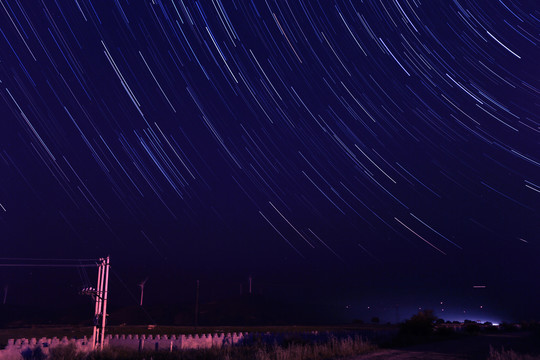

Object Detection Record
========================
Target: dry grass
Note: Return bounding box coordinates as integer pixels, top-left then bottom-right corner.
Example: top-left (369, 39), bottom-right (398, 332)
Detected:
top-left (20, 334), bottom-right (375, 360)
top-left (488, 346), bottom-right (540, 360)
top-left (252, 335), bottom-right (375, 360)
top-left (0, 324), bottom-right (393, 347)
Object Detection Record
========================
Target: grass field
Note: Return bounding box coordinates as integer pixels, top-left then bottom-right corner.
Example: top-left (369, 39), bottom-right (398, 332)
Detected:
top-left (0, 325), bottom-right (382, 360)
top-left (26, 334), bottom-right (376, 360)
top-left (0, 323), bottom-right (395, 348)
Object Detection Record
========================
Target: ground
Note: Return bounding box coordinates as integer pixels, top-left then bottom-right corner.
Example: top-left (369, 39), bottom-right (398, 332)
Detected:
top-left (349, 332), bottom-right (540, 360)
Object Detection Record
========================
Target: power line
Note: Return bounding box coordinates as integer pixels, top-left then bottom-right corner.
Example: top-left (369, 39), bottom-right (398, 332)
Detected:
top-left (0, 263), bottom-right (97, 268)
top-left (0, 257), bottom-right (100, 268)
top-left (0, 256), bottom-right (110, 351)
top-left (0, 257), bottom-right (97, 262)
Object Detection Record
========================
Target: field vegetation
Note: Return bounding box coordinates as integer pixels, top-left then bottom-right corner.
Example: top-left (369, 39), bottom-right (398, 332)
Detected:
top-left (488, 346), bottom-right (540, 360)
top-left (11, 333), bottom-right (375, 360)
top-left (4, 314), bottom-right (539, 360)
top-left (0, 323), bottom-right (393, 349)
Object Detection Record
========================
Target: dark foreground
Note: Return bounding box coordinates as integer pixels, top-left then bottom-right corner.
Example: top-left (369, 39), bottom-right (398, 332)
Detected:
top-left (2, 326), bottom-right (539, 360)
top-left (0, 324), bottom-right (395, 348)
top-left (350, 332), bottom-right (540, 360)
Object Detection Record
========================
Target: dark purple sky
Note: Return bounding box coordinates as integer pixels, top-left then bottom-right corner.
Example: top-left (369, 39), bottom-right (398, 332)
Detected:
top-left (0, 0), bottom-right (538, 323)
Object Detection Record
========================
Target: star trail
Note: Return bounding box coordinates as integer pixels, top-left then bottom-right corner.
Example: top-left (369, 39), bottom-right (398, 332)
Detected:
top-left (0, 0), bottom-right (538, 321)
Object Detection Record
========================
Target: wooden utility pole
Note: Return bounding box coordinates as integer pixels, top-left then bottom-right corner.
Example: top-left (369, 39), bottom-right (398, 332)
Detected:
top-left (90, 257), bottom-right (110, 350)
top-left (0, 257), bottom-right (109, 350)
top-left (194, 279), bottom-right (199, 328)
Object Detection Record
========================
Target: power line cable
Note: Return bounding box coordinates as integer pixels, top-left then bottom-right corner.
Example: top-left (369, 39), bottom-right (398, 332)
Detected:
top-left (0, 257), bottom-right (100, 268)
top-left (0, 263), bottom-right (97, 267)
top-left (0, 258), bottom-right (97, 262)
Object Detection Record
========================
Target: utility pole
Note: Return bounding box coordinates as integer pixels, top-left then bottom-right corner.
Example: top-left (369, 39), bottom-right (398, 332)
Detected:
top-left (100, 256), bottom-right (110, 350)
top-left (90, 262), bottom-right (102, 350)
top-left (194, 280), bottom-right (199, 329)
top-left (0, 257), bottom-right (108, 350)
top-left (248, 275), bottom-right (252, 294)
top-left (89, 257), bottom-right (110, 350)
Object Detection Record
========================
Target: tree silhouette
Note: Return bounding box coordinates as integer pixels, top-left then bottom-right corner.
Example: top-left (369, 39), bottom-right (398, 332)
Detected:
top-left (400, 309), bottom-right (437, 336)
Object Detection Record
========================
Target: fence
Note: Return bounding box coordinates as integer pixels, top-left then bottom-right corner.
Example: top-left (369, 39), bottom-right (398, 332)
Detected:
top-left (0, 328), bottom-right (398, 358)
top-left (0, 332), bottom-right (246, 358)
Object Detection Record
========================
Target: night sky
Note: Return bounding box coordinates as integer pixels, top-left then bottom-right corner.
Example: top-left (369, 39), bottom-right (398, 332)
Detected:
top-left (0, 0), bottom-right (538, 324)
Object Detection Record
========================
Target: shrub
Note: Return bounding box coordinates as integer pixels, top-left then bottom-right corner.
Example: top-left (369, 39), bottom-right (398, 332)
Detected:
top-left (1, 352), bottom-right (24, 360)
top-left (399, 310), bottom-right (437, 336)
top-left (434, 326), bottom-right (455, 337)
top-left (484, 324), bottom-right (498, 333)
top-left (21, 346), bottom-right (47, 360)
top-left (48, 344), bottom-right (81, 360)
top-left (465, 323), bottom-right (481, 334)
top-left (500, 322), bottom-right (519, 332)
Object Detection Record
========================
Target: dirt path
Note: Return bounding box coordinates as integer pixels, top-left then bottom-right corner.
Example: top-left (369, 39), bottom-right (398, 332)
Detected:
top-left (351, 349), bottom-right (463, 359)
top-left (349, 332), bottom-right (540, 360)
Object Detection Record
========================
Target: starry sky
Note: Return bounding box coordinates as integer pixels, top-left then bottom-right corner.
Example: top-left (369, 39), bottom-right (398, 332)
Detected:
top-left (0, 0), bottom-right (538, 323)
